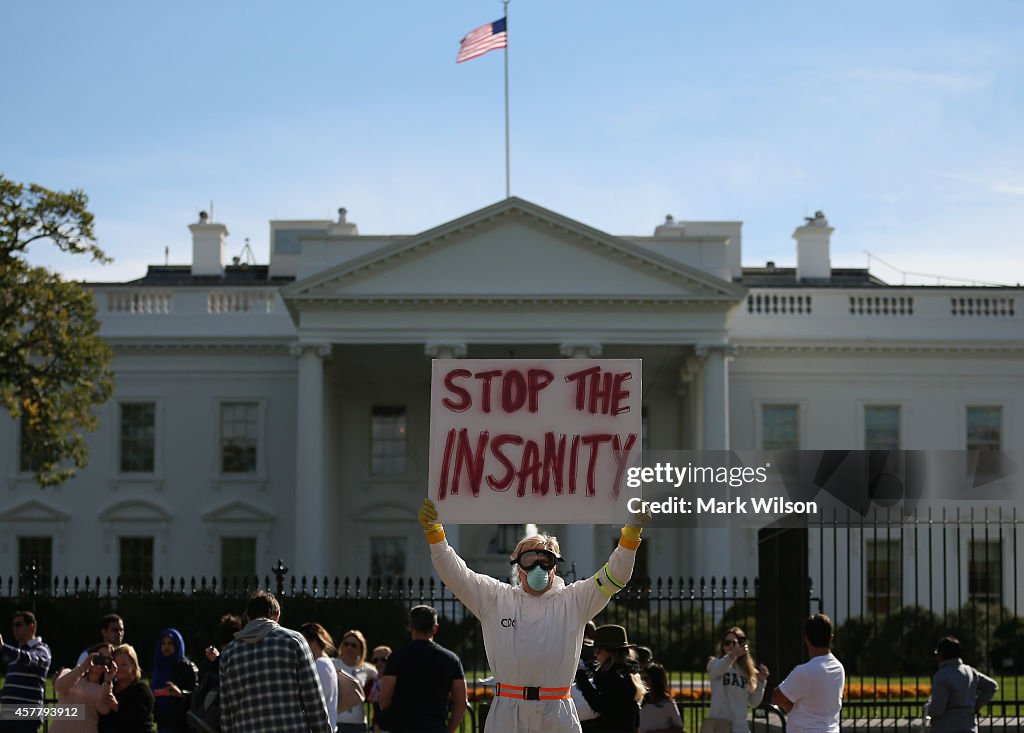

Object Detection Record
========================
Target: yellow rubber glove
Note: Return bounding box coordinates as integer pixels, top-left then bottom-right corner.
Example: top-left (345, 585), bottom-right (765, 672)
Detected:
top-left (620, 507), bottom-right (652, 549)
top-left (418, 498), bottom-right (445, 544)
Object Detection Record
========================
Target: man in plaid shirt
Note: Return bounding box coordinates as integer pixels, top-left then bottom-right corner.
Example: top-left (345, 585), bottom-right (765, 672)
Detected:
top-left (220, 591), bottom-right (332, 733)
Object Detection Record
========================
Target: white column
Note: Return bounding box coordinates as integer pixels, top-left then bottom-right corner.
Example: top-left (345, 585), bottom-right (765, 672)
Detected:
top-left (558, 342), bottom-right (602, 576)
top-left (424, 343), bottom-right (467, 549)
top-left (695, 344), bottom-right (734, 582)
top-left (695, 344), bottom-right (732, 450)
top-left (291, 342), bottom-right (331, 578)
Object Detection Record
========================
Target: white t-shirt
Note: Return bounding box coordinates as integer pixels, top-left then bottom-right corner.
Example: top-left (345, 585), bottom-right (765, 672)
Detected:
top-left (314, 656), bottom-right (339, 731)
top-left (776, 652), bottom-right (845, 733)
top-left (331, 659), bottom-right (376, 725)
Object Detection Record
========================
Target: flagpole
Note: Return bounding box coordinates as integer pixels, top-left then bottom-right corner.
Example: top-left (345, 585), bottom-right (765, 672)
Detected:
top-left (504, 0), bottom-right (511, 198)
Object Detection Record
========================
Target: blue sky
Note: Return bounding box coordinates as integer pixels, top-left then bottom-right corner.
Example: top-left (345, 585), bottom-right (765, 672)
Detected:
top-left (3, 1), bottom-right (1023, 285)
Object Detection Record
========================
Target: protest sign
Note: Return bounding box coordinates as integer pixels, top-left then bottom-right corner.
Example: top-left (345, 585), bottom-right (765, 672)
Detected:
top-left (428, 359), bottom-right (642, 523)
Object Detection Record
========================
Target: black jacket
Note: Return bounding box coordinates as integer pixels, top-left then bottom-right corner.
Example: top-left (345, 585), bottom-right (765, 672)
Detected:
top-left (576, 663), bottom-right (641, 733)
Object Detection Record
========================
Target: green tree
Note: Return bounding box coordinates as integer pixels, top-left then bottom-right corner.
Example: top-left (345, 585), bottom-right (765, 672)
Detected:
top-left (0, 175), bottom-right (113, 486)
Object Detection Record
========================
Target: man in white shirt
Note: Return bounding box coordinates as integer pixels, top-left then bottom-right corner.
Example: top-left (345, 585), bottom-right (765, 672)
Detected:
top-left (771, 613), bottom-right (845, 733)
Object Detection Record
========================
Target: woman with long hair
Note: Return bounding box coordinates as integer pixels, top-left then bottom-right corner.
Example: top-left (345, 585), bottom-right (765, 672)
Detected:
top-left (575, 625), bottom-right (646, 733)
top-left (639, 663), bottom-right (683, 733)
top-left (705, 627), bottom-right (769, 733)
top-left (332, 629), bottom-right (376, 733)
top-left (299, 623), bottom-right (339, 732)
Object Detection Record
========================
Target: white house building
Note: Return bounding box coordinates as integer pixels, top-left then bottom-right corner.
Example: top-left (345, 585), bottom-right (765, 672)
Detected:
top-left (1, 198), bottom-right (1021, 620)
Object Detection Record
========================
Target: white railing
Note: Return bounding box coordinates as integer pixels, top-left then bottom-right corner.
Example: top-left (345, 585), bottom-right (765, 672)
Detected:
top-left (105, 291), bottom-right (172, 314)
top-left (950, 297), bottom-right (1015, 317)
top-left (207, 290), bottom-right (274, 314)
top-left (849, 295), bottom-right (914, 316)
top-left (747, 293), bottom-right (812, 315)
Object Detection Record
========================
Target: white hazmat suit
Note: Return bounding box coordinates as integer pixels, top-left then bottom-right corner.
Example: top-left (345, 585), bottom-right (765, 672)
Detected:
top-left (429, 536), bottom-right (638, 733)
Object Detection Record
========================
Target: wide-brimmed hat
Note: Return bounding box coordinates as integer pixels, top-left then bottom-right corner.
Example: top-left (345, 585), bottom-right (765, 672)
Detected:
top-left (592, 624), bottom-right (636, 650)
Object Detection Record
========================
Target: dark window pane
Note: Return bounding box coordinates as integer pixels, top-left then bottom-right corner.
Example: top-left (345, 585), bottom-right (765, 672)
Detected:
top-left (763, 405), bottom-right (799, 449)
top-left (119, 537), bottom-right (154, 589)
top-left (18, 537), bottom-right (52, 592)
top-left (120, 403), bottom-right (156, 472)
top-left (967, 407), bottom-right (1001, 451)
top-left (221, 537), bottom-right (257, 581)
top-left (221, 402), bottom-right (259, 473)
top-left (865, 406), bottom-right (900, 451)
top-left (371, 406), bottom-right (407, 475)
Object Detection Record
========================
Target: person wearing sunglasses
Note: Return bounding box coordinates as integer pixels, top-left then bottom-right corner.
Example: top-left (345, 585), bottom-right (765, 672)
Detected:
top-left (417, 498), bottom-right (650, 733)
top-left (367, 646), bottom-right (392, 733)
top-left (1, 610), bottom-right (52, 733)
top-left (332, 630), bottom-right (375, 733)
top-left (704, 627), bottom-right (768, 733)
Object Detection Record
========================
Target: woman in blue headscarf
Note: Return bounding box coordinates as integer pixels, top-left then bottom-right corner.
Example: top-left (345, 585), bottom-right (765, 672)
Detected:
top-left (150, 628), bottom-right (198, 733)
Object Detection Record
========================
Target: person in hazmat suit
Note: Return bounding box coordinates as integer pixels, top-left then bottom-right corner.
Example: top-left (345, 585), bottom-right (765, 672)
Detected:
top-left (417, 498), bottom-right (649, 733)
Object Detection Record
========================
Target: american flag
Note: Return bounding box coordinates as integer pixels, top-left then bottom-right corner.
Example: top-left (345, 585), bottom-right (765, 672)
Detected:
top-left (456, 18), bottom-right (507, 63)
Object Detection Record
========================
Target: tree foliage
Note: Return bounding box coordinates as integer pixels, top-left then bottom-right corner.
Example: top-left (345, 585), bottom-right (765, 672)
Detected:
top-left (0, 175), bottom-right (113, 486)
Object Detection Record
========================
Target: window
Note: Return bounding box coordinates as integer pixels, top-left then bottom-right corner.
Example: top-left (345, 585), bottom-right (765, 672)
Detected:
top-left (865, 539), bottom-right (901, 614)
top-left (371, 406), bottom-right (407, 475)
top-left (120, 403), bottom-right (156, 472)
top-left (119, 537), bottom-right (154, 589)
top-left (487, 525), bottom-right (524, 555)
top-left (762, 405), bottom-right (799, 449)
top-left (221, 402), bottom-right (259, 473)
top-left (967, 407), bottom-right (1001, 451)
top-left (18, 537), bottom-right (52, 589)
top-left (865, 406), bottom-right (900, 450)
top-left (221, 537), bottom-right (257, 581)
top-left (18, 413), bottom-right (55, 474)
top-left (370, 537), bottom-right (407, 578)
top-left (641, 405), bottom-right (650, 452)
top-left (969, 540), bottom-right (1002, 604)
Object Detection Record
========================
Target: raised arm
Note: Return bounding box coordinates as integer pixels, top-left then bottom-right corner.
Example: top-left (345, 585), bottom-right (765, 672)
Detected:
top-left (421, 498), bottom-right (503, 617)
top-left (578, 509), bottom-right (650, 619)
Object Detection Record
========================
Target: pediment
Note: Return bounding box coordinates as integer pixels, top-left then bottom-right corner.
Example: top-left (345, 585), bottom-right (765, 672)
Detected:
top-left (356, 502), bottom-right (416, 523)
top-left (202, 500), bottom-right (275, 523)
top-left (283, 198), bottom-right (744, 306)
top-left (99, 499), bottom-right (171, 523)
top-left (0, 500), bottom-right (70, 523)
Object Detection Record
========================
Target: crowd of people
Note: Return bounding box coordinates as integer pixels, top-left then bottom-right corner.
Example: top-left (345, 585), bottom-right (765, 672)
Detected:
top-left (0, 510), bottom-right (1002, 733)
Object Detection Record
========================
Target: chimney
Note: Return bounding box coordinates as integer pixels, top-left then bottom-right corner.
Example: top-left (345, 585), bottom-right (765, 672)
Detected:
top-left (189, 211), bottom-right (229, 276)
top-left (328, 207), bottom-right (359, 236)
top-left (794, 211), bottom-right (832, 283)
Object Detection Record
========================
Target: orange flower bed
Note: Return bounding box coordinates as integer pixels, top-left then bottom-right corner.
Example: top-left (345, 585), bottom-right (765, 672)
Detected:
top-left (844, 682), bottom-right (931, 700)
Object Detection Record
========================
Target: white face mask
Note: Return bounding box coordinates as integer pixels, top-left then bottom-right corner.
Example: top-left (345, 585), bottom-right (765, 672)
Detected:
top-left (526, 565), bottom-right (551, 591)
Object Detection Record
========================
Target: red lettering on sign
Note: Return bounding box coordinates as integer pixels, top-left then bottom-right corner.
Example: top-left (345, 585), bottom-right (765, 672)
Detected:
top-left (501, 370), bottom-right (527, 413)
top-left (486, 434), bottom-right (523, 491)
top-left (452, 429), bottom-right (487, 497)
top-left (565, 366), bottom-right (600, 411)
top-left (437, 428), bottom-right (456, 500)
top-left (568, 434), bottom-right (580, 494)
top-left (474, 370), bottom-right (502, 413)
top-left (516, 440), bottom-right (543, 497)
top-left (609, 433), bottom-right (638, 499)
top-left (527, 369), bottom-right (554, 412)
top-left (611, 372), bottom-right (632, 415)
top-left (581, 434), bottom-right (613, 496)
top-left (442, 369), bottom-right (472, 412)
top-left (542, 432), bottom-right (566, 495)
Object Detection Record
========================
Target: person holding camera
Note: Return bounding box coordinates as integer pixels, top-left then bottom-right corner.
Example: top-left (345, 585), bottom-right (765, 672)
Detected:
top-left (51, 644), bottom-right (114, 733)
top-left (704, 627), bottom-right (768, 733)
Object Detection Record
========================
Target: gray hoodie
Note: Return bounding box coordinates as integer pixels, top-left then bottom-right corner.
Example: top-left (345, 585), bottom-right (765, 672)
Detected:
top-left (707, 655), bottom-right (766, 733)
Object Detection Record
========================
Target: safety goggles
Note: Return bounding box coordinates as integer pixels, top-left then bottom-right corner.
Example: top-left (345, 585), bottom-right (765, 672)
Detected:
top-left (510, 549), bottom-right (564, 572)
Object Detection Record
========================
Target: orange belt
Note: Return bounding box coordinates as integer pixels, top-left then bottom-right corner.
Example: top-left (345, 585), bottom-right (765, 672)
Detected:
top-left (495, 683), bottom-right (571, 701)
